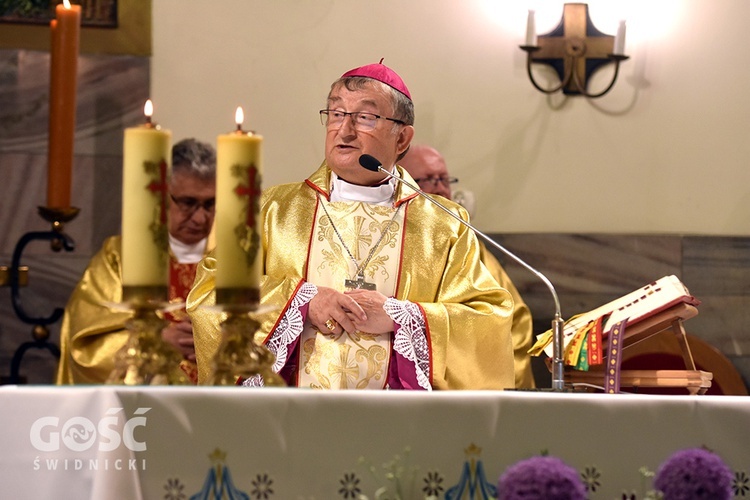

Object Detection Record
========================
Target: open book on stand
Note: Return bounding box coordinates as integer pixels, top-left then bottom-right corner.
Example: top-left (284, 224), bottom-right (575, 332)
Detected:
top-left (530, 276), bottom-right (708, 393)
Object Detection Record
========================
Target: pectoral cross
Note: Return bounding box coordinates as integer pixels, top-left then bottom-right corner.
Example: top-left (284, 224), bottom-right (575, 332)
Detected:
top-left (345, 273), bottom-right (376, 291)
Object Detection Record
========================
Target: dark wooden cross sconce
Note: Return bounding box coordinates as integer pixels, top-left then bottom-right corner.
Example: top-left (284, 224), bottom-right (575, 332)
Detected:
top-left (520, 3), bottom-right (630, 98)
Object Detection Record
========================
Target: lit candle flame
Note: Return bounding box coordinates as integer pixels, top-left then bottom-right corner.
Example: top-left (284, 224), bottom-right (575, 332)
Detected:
top-left (235, 106), bottom-right (244, 131)
top-left (63, 0), bottom-right (72, 9)
top-left (144, 99), bottom-right (154, 125)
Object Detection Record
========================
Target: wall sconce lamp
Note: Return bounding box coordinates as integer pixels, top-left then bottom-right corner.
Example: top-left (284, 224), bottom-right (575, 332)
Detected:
top-left (520, 3), bottom-right (629, 98)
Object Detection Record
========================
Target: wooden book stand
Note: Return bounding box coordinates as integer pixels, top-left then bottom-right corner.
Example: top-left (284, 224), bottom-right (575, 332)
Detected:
top-left (564, 302), bottom-right (713, 394)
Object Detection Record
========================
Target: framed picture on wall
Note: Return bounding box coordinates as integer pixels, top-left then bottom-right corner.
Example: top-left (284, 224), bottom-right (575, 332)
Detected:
top-left (0, 0), bottom-right (150, 56)
top-left (0, 0), bottom-right (118, 28)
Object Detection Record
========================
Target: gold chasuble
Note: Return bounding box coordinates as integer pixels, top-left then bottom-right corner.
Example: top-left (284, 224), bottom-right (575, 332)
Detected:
top-left (188, 163), bottom-right (516, 390)
top-left (301, 199), bottom-right (403, 389)
top-left (477, 242), bottom-right (536, 389)
top-left (56, 236), bottom-right (208, 385)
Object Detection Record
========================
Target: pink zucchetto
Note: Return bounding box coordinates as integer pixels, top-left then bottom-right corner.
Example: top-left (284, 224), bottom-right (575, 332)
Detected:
top-left (341, 58), bottom-right (412, 101)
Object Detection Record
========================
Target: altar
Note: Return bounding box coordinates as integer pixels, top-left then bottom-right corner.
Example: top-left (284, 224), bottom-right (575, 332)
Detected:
top-left (1, 386), bottom-right (748, 499)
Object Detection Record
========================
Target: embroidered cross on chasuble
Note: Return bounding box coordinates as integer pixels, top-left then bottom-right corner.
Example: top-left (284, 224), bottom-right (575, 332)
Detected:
top-left (301, 200), bottom-right (405, 389)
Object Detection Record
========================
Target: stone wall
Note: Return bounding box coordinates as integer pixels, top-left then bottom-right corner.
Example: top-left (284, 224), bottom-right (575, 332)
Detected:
top-left (490, 233), bottom-right (750, 390)
top-left (0, 49), bottom-right (148, 383)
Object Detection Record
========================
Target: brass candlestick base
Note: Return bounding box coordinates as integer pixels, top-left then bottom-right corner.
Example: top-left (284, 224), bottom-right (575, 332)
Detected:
top-left (209, 302), bottom-right (286, 387)
top-left (38, 206), bottom-right (80, 251)
top-left (107, 290), bottom-right (188, 386)
top-left (38, 206), bottom-right (80, 224)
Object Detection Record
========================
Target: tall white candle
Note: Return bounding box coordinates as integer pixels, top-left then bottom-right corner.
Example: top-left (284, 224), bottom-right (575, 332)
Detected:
top-left (121, 100), bottom-right (172, 290)
top-left (613, 20), bottom-right (627, 55)
top-left (525, 10), bottom-right (537, 46)
top-left (215, 107), bottom-right (264, 294)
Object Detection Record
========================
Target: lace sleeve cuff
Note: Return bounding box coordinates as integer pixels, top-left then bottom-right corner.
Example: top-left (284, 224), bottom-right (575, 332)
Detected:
top-left (384, 297), bottom-right (432, 390)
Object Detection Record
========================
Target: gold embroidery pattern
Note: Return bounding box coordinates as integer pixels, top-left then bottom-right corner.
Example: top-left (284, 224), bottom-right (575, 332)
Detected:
top-left (316, 204), bottom-right (401, 284)
top-left (344, 216), bottom-right (371, 260)
top-left (302, 332), bottom-right (387, 389)
top-left (302, 201), bottom-right (404, 389)
top-left (316, 213), bottom-right (349, 280)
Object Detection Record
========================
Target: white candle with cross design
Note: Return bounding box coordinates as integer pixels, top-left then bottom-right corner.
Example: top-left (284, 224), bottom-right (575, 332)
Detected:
top-left (215, 107), bottom-right (264, 297)
top-left (121, 99), bottom-right (172, 291)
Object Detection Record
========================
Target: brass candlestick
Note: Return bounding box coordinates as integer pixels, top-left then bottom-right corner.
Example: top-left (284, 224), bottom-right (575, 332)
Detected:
top-left (38, 206), bottom-right (80, 251)
top-left (107, 286), bottom-right (188, 386)
top-left (208, 288), bottom-right (285, 387)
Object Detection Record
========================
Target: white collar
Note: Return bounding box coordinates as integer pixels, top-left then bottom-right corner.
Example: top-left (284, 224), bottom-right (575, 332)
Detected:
top-left (330, 171), bottom-right (397, 206)
top-left (169, 234), bottom-right (207, 264)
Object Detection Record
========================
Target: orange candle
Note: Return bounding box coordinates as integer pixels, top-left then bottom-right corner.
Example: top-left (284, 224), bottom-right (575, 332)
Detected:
top-left (47, 0), bottom-right (81, 209)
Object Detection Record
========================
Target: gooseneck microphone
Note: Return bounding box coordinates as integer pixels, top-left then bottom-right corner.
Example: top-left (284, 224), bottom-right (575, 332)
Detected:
top-left (359, 154), bottom-right (566, 391)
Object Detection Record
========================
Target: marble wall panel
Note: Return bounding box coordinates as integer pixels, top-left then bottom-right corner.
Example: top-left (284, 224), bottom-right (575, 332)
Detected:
top-left (0, 152), bottom-right (49, 254)
top-left (686, 296), bottom-right (750, 354)
top-left (0, 49), bottom-right (147, 384)
top-left (0, 152), bottom-right (121, 256)
top-left (491, 234), bottom-right (683, 294)
top-left (1, 50), bottom-right (148, 154)
top-left (490, 233), bottom-right (750, 391)
top-left (682, 236), bottom-right (750, 295)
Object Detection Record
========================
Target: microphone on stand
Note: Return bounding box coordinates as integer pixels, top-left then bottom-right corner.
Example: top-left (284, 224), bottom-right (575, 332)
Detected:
top-left (359, 154), bottom-right (567, 391)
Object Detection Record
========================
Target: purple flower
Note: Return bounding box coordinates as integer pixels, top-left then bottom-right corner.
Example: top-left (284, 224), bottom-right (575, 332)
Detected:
top-left (653, 448), bottom-right (733, 500)
top-left (498, 456), bottom-right (586, 500)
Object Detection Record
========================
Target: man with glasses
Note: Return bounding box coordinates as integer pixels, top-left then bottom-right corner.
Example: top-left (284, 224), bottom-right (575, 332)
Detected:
top-left (188, 62), bottom-right (515, 390)
top-left (56, 138), bottom-right (216, 384)
top-left (399, 144), bottom-right (458, 200)
top-left (400, 144), bottom-right (535, 389)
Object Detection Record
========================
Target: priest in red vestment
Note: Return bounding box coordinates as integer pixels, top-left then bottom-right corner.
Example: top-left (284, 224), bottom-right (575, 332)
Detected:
top-left (56, 138), bottom-right (216, 384)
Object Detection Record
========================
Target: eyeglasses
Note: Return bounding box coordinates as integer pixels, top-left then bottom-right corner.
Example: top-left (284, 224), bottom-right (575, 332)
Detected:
top-left (170, 194), bottom-right (215, 215)
top-left (319, 109), bottom-right (406, 132)
top-left (413, 176), bottom-right (459, 188)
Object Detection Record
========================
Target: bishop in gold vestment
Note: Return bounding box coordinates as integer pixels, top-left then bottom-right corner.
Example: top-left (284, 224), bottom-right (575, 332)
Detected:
top-left (189, 62), bottom-right (515, 389)
top-left (189, 165), bottom-right (515, 389)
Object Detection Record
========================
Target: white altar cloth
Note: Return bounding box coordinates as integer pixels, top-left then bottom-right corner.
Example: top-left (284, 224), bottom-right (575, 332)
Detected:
top-left (1, 386), bottom-right (748, 499)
